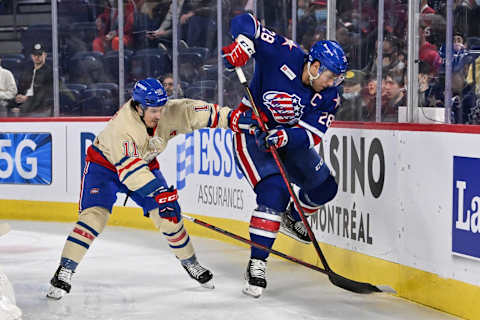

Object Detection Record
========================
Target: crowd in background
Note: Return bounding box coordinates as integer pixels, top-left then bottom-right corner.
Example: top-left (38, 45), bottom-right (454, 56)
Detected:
top-left (0, 0), bottom-right (479, 123)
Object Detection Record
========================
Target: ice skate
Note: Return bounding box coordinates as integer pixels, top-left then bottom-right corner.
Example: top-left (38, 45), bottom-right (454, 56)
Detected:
top-left (182, 261), bottom-right (214, 289)
top-left (279, 207), bottom-right (311, 244)
top-left (243, 258), bottom-right (266, 298)
top-left (46, 266), bottom-right (73, 300)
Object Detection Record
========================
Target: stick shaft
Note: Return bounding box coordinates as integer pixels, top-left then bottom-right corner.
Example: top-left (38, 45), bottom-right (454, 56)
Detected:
top-left (182, 214), bottom-right (327, 274)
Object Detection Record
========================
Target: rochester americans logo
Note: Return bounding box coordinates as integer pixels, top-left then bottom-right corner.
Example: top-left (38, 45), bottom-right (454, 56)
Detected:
top-left (263, 91), bottom-right (305, 124)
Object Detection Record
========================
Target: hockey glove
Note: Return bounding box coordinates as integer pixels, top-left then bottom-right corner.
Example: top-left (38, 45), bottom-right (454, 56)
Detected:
top-left (222, 34), bottom-right (255, 71)
top-left (154, 186), bottom-right (181, 223)
top-left (255, 127), bottom-right (289, 152)
top-left (228, 103), bottom-right (271, 135)
top-left (228, 105), bottom-right (256, 134)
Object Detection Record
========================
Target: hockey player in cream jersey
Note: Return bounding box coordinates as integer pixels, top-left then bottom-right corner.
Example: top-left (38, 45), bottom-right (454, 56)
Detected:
top-left (47, 78), bottom-right (243, 299)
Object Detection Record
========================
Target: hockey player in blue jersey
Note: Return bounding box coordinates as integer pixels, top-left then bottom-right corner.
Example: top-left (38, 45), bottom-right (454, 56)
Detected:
top-left (222, 13), bottom-right (348, 298)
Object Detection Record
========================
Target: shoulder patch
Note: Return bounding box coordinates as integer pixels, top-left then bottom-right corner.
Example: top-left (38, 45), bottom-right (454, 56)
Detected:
top-left (280, 64), bottom-right (296, 80)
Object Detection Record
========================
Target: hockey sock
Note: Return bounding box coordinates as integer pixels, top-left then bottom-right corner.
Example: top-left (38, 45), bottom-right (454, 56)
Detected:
top-left (61, 222), bottom-right (100, 271)
top-left (250, 177), bottom-right (289, 260)
top-left (249, 206), bottom-right (282, 260)
top-left (162, 222), bottom-right (195, 260)
top-left (60, 207), bottom-right (109, 271)
top-left (149, 211), bottom-right (195, 261)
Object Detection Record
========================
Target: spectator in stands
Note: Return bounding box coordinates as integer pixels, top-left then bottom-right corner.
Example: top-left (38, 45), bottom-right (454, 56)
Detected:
top-left (146, 0), bottom-right (185, 46)
top-left (361, 73), bottom-right (378, 121)
top-left (382, 70), bottom-right (406, 122)
top-left (421, 0), bottom-right (436, 15)
top-left (336, 70), bottom-right (366, 121)
top-left (179, 0), bottom-right (231, 48)
top-left (14, 43), bottom-right (53, 117)
top-left (443, 42), bottom-right (477, 123)
top-left (466, 53), bottom-right (480, 96)
top-left (366, 34), bottom-right (406, 78)
top-left (422, 42), bottom-right (476, 123)
top-left (418, 61), bottom-right (437, 108)
top-left (93, 0), bottom-right (136, 53)
top-left (297, 1), bottom-right (328, 46)
top-left (161, 73), bottom-right (184, 98)
top-left (0, 57), bottom-right (18, 117)
top-left (419, 21), bottom-right (443, 72)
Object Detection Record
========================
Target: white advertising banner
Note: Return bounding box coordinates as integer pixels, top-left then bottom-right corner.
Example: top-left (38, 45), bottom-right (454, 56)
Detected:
top-left (1, 121), bottom-right (480, 287)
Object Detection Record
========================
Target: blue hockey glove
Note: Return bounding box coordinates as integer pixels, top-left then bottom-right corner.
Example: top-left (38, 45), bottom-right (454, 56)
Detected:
top-left (154, 186), bottom-right (181, 223)
top-left (255, 127), bottom-right (289, 152)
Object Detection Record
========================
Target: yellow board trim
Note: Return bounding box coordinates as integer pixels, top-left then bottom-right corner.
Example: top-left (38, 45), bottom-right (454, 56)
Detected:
top-left (1, 199), bottom-right (478, 319)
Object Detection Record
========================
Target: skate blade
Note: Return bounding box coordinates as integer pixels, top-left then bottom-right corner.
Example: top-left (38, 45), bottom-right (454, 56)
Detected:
top-left (279, 226), bottom-right (311, 244)
top-left (242, 282), bottom-right (263, 298)
top-left (200, 279), bottom-right (215, 289)
top-left (46, 286), bottom-right (67, 300)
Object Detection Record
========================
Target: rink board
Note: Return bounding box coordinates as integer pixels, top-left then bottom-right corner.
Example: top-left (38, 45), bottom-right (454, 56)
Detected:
top-left (0, 119), bottom-right (479, 319)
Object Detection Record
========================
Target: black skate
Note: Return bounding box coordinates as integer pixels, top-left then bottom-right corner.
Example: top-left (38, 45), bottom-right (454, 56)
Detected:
top-left (279, 208), bottom-right (312, 244)
top-left (182, 261), bottom-right (214, 289)
top-left (46, 266), bottom-right (73, 300)
top-left (243, 258), bottom-right (267, 298)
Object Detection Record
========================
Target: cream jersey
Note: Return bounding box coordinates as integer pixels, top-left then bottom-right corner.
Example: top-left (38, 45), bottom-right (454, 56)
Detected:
top-left (86, 98), bottom-right (231, 198)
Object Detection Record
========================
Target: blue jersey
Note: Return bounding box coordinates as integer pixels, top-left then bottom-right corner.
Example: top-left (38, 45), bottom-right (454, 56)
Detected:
top-left (231, 13), bottom-right (341, 148)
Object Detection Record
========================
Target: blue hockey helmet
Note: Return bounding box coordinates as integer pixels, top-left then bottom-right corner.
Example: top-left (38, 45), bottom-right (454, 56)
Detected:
top-left (132, 78), bottom-right (168, 108)
top-left (307, 40), bottom-right (348, 86)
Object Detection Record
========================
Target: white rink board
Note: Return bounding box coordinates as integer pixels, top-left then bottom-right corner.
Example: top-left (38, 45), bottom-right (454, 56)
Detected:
top-left (1, 121), bottom-right (480, 288)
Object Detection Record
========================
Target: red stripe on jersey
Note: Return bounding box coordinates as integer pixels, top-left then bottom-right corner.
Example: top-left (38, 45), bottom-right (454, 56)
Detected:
top-left (86, 146), bottom-right (116, 172)
top-left (73, 227), bottom-right (95, 240)
top-left (148, 158), bottom-right (160, 171)
top-left (312, 135), bottom-right (322, 146)
top-left (117, 158), bottom-right (142, 176)
top-left (170, 230), bottom-right (187, 243)
top-left (250, 216), bottom-right (280, 232)
top-left (210, 104), bottom-right (220, 128)
top-left (300, 205), bottom-right (318, 214)
top-left (234, 133), bottom-right (259, 186)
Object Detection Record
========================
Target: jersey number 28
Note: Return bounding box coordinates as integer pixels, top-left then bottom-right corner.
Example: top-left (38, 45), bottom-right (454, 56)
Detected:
top-left (318, 112), bottom-right (335, 128)
top-left (260, 27), bottom-right (276, 44)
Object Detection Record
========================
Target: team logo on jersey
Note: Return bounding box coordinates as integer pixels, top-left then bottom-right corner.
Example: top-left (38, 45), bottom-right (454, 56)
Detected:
top-left (263, 91), bottom-right (305, 124)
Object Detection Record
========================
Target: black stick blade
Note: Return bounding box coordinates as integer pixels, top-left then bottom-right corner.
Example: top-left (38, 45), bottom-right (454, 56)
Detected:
top-left (328, 272), bottom-right (382, 294)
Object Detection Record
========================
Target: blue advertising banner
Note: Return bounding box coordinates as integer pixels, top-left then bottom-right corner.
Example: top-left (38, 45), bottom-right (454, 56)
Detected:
top-left (452, 156), bottom-right (480, 260)
top-left (0, 133), bottom-right (52, 185)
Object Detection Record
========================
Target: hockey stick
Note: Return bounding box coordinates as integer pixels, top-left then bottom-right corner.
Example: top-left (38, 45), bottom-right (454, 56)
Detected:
top-left (234, 67), bottom-right (388, 294)
top-left (182, 213), bottom-right (329, 275)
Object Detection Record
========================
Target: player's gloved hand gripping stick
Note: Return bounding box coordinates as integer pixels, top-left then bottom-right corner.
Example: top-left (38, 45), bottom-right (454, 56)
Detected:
top-left (233, 66), bottom-right (393, 294)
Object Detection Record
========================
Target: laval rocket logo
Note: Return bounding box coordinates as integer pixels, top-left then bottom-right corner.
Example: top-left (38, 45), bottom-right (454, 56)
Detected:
top-left (263, 91), bottom-right (305, 124)
top-left (452, 156), bottom-right (480, 260)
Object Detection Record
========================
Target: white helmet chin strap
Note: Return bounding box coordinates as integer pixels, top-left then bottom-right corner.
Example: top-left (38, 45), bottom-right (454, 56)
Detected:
top-left (307, 61), bottom-right (320, 87)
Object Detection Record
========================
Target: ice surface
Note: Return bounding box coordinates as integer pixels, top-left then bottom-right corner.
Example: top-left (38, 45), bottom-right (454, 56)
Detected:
top-left (0, 220), bottom-right (458, 320)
